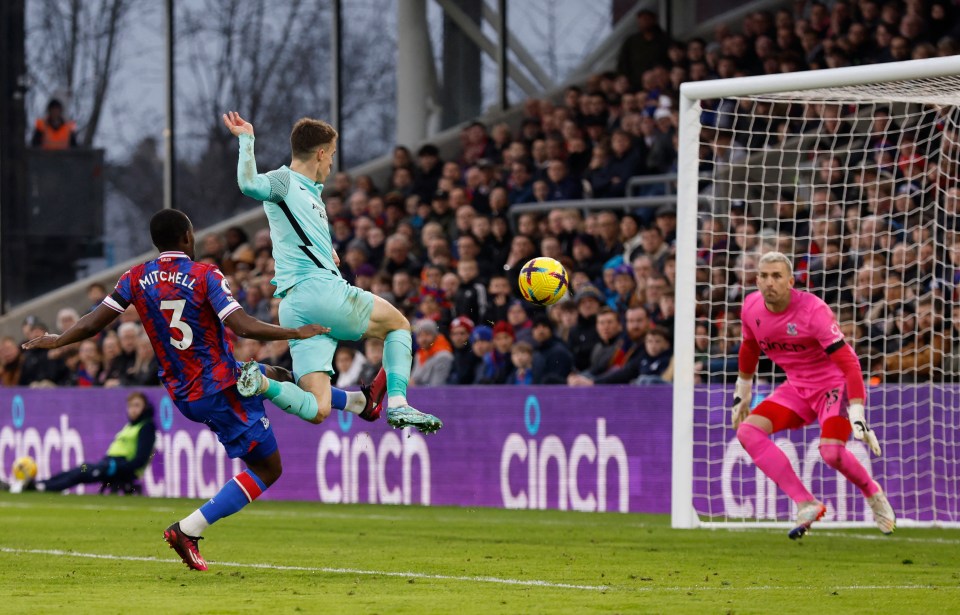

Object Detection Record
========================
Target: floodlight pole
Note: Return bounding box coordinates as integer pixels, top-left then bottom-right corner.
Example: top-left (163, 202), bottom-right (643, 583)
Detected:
top-left (163, 0), bottom-right (176, 210)
top-left (0, 0), bottom-right (27, 312)
top-left (331, 0), bottom-right (343, 172)
top-left (496, 0), bottom-right (508, 111)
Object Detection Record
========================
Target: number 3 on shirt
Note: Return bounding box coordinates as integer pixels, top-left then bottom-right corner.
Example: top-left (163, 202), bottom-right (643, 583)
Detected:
top-left (160, 299), bottom-right (194, 350)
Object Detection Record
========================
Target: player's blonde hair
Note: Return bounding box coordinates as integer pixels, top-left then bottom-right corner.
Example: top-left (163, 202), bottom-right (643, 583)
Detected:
top-left (758, 250), bottom-right (794, 274)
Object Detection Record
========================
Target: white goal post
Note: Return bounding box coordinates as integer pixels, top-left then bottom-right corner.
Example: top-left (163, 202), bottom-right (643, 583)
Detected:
top-left (673, 56), bottom-right (960, 529)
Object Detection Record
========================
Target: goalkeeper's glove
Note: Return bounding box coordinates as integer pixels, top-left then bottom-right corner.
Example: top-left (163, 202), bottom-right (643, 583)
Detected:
top-left (731, 377), bottom-right (753, 429)
top-left (848, 403), bottom-right (881, 456)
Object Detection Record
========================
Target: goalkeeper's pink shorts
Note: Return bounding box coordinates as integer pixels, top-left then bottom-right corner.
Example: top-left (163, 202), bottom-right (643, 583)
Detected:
top-left (754, 379), bottom-right (851, 438)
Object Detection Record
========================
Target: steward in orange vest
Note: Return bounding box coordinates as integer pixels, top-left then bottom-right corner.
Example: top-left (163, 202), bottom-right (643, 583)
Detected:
top-left (31, 99), bottom-right (78, 150)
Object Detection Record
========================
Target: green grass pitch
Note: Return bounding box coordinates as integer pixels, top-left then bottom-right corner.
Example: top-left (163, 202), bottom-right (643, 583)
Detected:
top-left (1, 494), bottom-right (958, 614)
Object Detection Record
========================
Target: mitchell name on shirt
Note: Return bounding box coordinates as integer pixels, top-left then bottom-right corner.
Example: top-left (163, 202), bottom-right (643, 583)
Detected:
top-left (138, 269), bottom-right (197, 290)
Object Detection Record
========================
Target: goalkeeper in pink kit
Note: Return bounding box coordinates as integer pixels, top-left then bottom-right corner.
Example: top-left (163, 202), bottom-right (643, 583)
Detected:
top-left (732, 252), bottom-right (896, 539)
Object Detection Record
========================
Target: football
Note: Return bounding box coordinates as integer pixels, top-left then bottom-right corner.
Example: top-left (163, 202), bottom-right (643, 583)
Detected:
top-left (518, 257), bottom-right (569, 306)
top-left (12, 455), bottom-right (38, 482)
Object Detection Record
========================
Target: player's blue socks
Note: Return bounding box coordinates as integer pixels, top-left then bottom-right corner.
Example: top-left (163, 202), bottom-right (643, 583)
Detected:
top-left (383, 329), bottom-right (412, 406)
top-left (331, 387), bottom-right (347, 410)
top-left (179, 470), bottom-right (268, 536)
top-left (262, 379), bottom-right (360, 420)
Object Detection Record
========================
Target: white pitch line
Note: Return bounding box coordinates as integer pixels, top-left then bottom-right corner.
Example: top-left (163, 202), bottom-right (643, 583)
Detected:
top-left (3, 500), bottom-right (956, 539)
top-left (814, 531), bottom-right (960, 545)
top-left (242, 508), bottom-right (652, 529)
top-left (0, 495), bottom-right (177, 513)
top-left (2, 547), bottom-right (956, 594)
top-left (727, 525), bottom-right (960, 546)
top-left (0, 547), bottom-right (609, 592)
top-left (0, 499), bottom-right (649, 529)
top-left (657, 585), bottom-right (950, 592)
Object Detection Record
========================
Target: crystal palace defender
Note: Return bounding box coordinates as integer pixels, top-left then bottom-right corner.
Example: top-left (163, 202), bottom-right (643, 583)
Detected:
top-left (222, 111), bottom-right (441, 434)
top-left (731, 251), bottom-right (896, 539)
top-left (22, 209), bottom-right (383, 571)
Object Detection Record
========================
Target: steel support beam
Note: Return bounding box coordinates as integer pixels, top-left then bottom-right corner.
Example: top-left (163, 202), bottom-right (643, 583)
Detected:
top-left (397, 0), bottom-right (438, 145)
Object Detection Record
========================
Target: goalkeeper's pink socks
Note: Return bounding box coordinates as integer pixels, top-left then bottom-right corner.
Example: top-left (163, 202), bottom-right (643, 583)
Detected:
top-left (739, 423), bottom-right (882, 503)
top-left (819, 443), bottom-right (881, 498)
top-left (738, 423), bottom-right (815, 503)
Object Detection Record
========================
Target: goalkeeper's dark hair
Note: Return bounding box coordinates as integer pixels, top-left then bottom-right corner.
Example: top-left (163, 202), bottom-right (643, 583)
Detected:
top-left (150, 209), bottom-right (192, 251)
top-left (291, 118), bottom-right (338, 160)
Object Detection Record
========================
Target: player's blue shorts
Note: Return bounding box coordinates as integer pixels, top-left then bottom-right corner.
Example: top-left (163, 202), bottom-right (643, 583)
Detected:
top-left (278, 272), bottom-right (375, 378)
top-left (175, 385), bottom-right (278, 461)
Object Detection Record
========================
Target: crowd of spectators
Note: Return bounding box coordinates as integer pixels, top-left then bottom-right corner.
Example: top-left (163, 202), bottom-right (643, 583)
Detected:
top-left (0, 284), bottom-right (160, 388)
top-left (688, 0), bottom-right (960, 385)
top-left (3, 0), bottom-right (958, 388)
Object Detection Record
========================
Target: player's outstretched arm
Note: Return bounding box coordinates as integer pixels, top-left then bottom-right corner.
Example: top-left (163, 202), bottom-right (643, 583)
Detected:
top-left (222, 111), bottom-right (253, 138)
top-left (224, 308), bottom-right (329, 342)
top-left (223, 111), bottom-right (272, 201)
top-left (21, 304), bottom-right (121, 350)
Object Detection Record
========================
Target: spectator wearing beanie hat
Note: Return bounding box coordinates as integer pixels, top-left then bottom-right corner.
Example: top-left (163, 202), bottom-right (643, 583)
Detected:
top-left (571, 234), bottom-right (603, 281)
top-left (353, 263), bottom-right (377, 291)
top-left (568, 284), bottom-right (604, 371)
top-left (413, 143), bottom-right (443, 203)
top-left (449, 316), bottom-right (474, 340)
top-left (531, 315), bottom-right (574, 384)
top-left (600, 256), bottom-right (625, 303)
top-left (447, 316), bottom-right (481, 385)
top-left (410, 319), bottom-right (454, 386)
top-left (469, 325), bottom-right (494, 383)
top-left (479, 321), bottom-right (515, 384)
top-left (492, 320), bottom-right (515, 344)
top-left (608, 264), bottom-right (637, 314)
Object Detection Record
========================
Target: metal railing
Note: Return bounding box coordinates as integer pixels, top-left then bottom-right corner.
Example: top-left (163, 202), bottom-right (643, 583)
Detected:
top-left (508, 194), bottom-right (677, 232)
top-left (627, 173), bottom-right (677, 197)
top-left (507, 173), bottom-right (679, 231)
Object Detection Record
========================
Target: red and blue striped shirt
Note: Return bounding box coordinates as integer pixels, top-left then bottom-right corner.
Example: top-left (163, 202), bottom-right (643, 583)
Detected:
top-left (103, 251), bottom-right (243, 401)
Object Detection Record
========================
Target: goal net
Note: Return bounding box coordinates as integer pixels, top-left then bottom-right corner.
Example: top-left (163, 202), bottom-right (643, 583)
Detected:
top-left (672, 56), bottom-right (960, 529)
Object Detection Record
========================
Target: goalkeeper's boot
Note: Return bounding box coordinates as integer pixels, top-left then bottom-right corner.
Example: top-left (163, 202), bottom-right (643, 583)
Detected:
top-left (164, 522), bottom-right (207, 571)
top-left (866, 487), bottom-right (896, 534)
top-left (386, 404), bottom-right (443, 435)
top-left (359, 368), bottom-right (387, 422)
top-left (788, 499), bottom-right (827, 540)
top-left (236, 360), bottom-right (266, 398)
